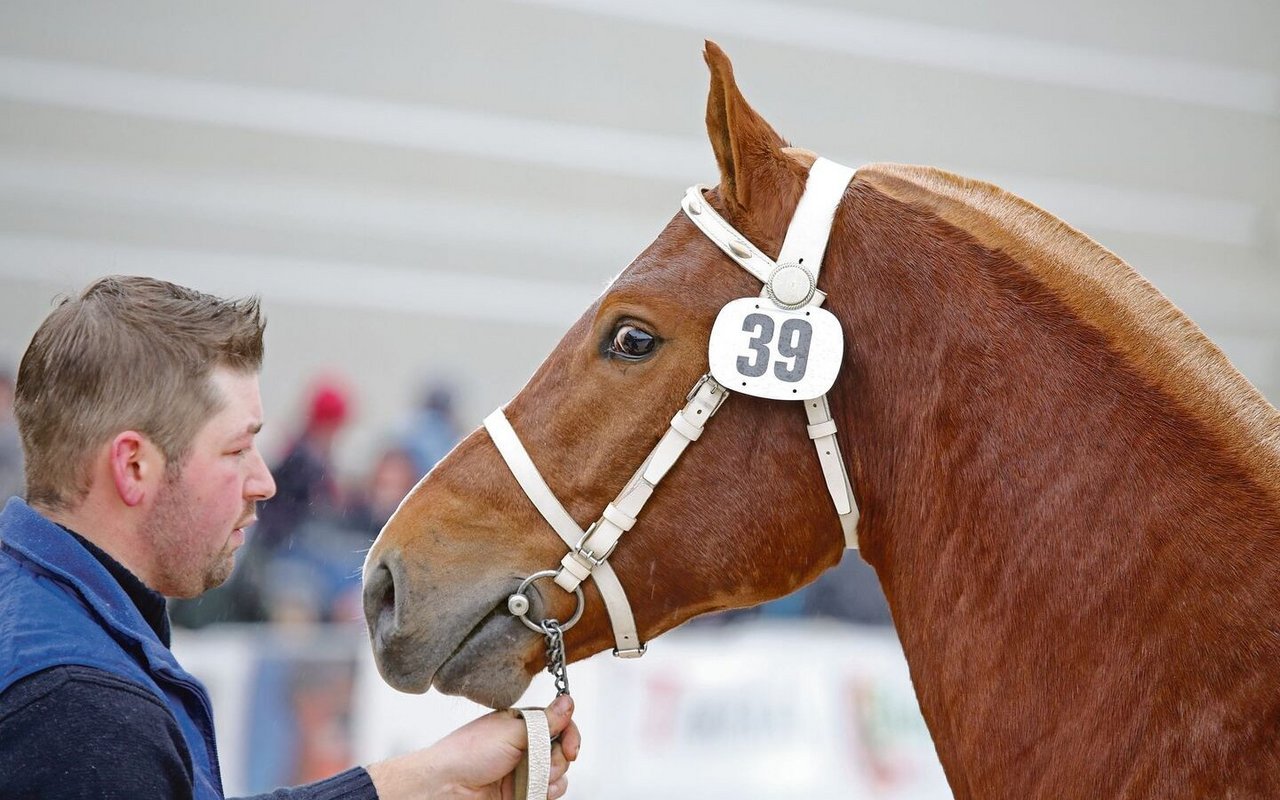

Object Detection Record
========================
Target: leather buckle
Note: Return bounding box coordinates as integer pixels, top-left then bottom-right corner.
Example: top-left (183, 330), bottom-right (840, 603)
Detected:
top-left (573, 521), bottom-right (617, 568)
top-left (685, 372), bottom-right (713, 402)
top-left (686, 373), bottom-right (729, 414)
top-left (612, 644), bottom-right (648, 659)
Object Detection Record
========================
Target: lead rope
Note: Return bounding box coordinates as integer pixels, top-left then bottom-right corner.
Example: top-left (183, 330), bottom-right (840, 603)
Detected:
top-left (507, 577), bottom-right (581, 799)
top-left (510, 624), bottom-right (567, 800)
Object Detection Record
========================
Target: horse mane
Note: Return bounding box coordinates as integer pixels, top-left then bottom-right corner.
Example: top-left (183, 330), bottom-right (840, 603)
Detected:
top-left (856, 162), bottom-right (1280, 499)
top-left (836, 162), bottom-right (1280, 794)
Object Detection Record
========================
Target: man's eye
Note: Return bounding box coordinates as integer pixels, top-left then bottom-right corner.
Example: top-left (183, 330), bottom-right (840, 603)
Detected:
top-left (608, 324), bottom-right (658, 360)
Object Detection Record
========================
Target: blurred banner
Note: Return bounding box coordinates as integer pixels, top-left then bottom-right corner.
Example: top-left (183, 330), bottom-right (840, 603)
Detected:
top-left (175, 621), bottom-right (951, 799)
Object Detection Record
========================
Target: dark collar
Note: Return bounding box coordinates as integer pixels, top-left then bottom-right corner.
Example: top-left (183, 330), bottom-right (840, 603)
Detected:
top-left (61, 527), bottom-right (171, 648)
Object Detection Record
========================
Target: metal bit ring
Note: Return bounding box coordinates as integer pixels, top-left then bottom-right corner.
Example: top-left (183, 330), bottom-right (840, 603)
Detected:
top-left (507, 570), bottom-right (585, 633)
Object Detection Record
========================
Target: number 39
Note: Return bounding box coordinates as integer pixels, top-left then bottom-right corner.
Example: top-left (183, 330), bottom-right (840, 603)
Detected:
top-left (737, 313), bottom-right (813, 382)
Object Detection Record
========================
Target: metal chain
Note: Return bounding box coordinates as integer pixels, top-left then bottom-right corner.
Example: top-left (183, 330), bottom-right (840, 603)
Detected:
top-left (539, 618), bottom-right (570, 697)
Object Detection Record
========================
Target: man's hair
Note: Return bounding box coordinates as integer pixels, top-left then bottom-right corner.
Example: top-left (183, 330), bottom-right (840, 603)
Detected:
top-left (15, 276), bottom-right (265, 510)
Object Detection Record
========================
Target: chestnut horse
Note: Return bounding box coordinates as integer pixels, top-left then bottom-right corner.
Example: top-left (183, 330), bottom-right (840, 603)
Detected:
top-left (364, 44), bottom-right (1280, 798)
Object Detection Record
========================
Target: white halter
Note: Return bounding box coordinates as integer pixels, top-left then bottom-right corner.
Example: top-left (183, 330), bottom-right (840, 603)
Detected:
top-left (485, 157), bottom-right (861, 657)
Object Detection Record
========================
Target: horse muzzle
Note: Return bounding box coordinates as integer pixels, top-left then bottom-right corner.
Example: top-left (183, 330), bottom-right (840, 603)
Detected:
top-left (362, 547), bottom-right (542, 706)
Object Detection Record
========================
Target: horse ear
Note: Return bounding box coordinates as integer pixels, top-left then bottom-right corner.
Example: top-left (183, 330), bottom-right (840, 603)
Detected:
top-left (703, 41), bottom-right (793, 216)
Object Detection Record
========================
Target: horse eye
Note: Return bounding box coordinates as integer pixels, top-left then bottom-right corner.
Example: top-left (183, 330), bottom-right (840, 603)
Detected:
top-left (608, 324), bottom-right (657, 360)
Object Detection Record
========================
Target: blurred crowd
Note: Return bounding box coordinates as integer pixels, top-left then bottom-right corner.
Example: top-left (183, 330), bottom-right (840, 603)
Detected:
top-left (0, 368), bottom-right (890, 630)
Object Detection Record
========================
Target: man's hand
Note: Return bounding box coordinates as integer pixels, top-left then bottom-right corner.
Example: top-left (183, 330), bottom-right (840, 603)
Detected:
top-left (366, 694), bottom-right (580, 799)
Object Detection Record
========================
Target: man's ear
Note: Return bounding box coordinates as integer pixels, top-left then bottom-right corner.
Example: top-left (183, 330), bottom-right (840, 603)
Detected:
top-left (108, 431), bottom-right (161, 507)
top-left (703, 40), bottom-right (807, 247)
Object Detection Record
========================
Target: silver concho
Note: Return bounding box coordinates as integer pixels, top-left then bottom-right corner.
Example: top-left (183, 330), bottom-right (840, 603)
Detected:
top-left (765, 263), bottom-right (816, 309)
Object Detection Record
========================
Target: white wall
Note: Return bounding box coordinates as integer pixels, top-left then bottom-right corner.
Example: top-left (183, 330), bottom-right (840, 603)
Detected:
top-left (0, 0), bottom-right (1275, 475)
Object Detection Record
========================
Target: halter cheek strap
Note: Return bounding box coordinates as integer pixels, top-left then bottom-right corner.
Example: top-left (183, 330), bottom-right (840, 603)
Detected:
top-left (484, 409), bottom-right (646, 656)
top-left (682, 158), bottom-right (860, 545)
top-left (485, 157), bottom-right (861, 658)
top-left (484, 371), bottom-right (728, 657)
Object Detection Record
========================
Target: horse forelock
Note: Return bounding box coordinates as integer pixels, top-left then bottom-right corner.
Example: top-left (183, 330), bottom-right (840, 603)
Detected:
top-left (856, 162), bottom-right (1280, 498)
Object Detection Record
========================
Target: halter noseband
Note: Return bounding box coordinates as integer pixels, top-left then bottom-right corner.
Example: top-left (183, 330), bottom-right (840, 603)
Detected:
top-left (485, 157), bottom-right (861, 658)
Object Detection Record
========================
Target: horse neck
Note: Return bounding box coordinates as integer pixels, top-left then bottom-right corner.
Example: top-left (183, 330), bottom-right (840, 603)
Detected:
top-left (822, 181), bottom-right (1280, 797)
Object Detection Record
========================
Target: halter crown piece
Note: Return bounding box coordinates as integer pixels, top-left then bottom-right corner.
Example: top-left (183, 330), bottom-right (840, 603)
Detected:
top-left (485, 157), bottom-right (861, 659)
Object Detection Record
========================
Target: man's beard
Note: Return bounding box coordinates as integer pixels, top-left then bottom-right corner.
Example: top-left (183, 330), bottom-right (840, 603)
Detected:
top-left (141, 469), bottom-right (243, 597)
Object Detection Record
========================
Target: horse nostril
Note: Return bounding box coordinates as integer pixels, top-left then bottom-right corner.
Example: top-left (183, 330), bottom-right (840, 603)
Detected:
top-left (363, 558), bottom-right (399, 644)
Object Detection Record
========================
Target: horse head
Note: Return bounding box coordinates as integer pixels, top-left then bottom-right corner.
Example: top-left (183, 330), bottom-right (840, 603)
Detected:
top-left (362, 43), bottom-right (852, 707)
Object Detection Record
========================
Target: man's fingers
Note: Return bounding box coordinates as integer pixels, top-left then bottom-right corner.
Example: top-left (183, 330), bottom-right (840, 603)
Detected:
top-left (548, 775), bottom-right (569, 800)
top-left (549, 742), bottom-right (568, 784)
top-left (544, 694), bottom-right (574, 736)
top-left (484, 709), bottom-right (530, 754)
top-left (559, 720), bottom-right (581, 761)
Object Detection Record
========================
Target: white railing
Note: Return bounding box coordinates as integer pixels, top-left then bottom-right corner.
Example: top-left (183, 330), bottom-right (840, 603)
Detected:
top-left (173, 620), bottom-right (951, 799)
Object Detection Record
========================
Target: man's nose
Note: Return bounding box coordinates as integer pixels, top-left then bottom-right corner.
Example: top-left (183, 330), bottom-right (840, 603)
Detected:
top-left (248, 449), bottom-right (277, 501)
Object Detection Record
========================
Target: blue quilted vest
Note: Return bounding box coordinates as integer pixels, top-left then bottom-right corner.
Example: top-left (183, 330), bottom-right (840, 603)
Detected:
top-left (0, 497), bottom-right (224, 799)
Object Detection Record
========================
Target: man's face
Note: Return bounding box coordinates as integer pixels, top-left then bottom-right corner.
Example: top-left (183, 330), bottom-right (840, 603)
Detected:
top-left (142, 367), bottom-right (276, 597)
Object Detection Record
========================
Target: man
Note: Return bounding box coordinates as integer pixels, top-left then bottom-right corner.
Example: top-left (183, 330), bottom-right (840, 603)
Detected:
top-left (0, 276), bottom-right (578, 799)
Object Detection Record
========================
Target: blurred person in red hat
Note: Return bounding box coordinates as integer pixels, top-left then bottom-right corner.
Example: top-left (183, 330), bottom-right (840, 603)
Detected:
top-left (257, 377), bottom-right (351, 556)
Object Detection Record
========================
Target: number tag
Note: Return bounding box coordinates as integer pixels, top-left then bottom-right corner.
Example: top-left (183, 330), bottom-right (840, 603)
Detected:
top-left (707, 297), bottom-right (844, 400)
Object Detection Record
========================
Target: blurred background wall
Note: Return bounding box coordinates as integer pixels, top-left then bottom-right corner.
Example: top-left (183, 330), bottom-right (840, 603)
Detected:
top-left (0, 0), bottom-right (1275, 476)
top-left (0, 2), bottom-right (1276, 796)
